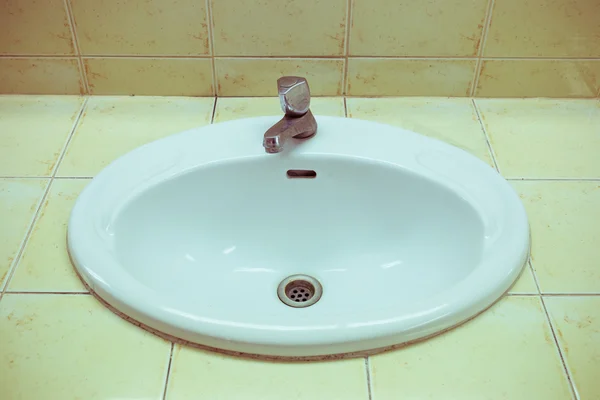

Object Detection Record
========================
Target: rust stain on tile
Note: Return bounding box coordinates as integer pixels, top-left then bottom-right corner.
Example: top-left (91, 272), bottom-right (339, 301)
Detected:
top-left (0, 267), bottom-right (9, 284)
top-left (16, 313), bottom-right (38, 327)
top-left (543, 328), bottom-right (553, 345)
top-left (78, 74), bottom-right (86, 95)
top-left (83, 60), bottom-right (106, 81)
top-left (465, 79), bottom-right (473, 96)
top-left (476, 61), bottom-right (489, 91)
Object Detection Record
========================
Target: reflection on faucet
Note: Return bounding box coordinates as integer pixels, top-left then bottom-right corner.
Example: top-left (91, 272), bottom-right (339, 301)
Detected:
top-left (263, 76), bottom-right (317, 153)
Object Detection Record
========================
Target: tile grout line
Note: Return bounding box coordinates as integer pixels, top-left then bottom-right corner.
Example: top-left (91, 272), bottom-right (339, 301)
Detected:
top-left (507, 177), bottom-right (600, 181)
top-left (527, 260), bottom-right (580, 399)
top-left (1, 99), bottom-right (88, 294)
top-left (62, 0), bottom-right (90, 94)
top-left (205, 0), bottom-right (218, 96)
top-left (4, 54), bottom-right (600, 61)
top-left (343, 97), bottom-right (348, 117)
top-left (471, 98), bottom-right (500, 172)
top-left (161, 343), bottom-right (175, 400)
top-left (470, 0), bottom-right (495, 96)
top-left (528, 260), bottom-right (542, 296)
top-left (5, 291), bottom-right (90, 295)
top-left (0, 180), bottom-right (53, 295)
top-left (342, 0), bottom-right (352, 96)
top-left (506, 293), bottom-right (539, 296)
top-left (364, 356), bottom-right (374, 400)
top-left (539, 296), bottom-right (580, 400)
top-left (50, 98), bottom-right (89, 178)
top-left (0, 176), bottom-right (93, 179)
top-left (211, 97), bottom-right (218, 123)
top-left (542, 293), bottom-right (600, 296)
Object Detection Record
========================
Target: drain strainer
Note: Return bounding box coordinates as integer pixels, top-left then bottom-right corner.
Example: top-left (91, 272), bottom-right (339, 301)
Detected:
top-left (277, 274), bottom-right (322, 308)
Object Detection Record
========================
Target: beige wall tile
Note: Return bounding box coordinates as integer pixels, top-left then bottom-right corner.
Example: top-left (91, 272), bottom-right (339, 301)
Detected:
top-left (0, 0), bottom-right (75, 55)
top-left (214, 97), bottom-right (345, 122)
top-left (166, 346), bottom-right (368, 400)
top-left (0, 58), bottom-right (83, 94)
top-left (347, 58), bottom-right (476, 97)
top-left (9, 180), bottom-right (90, 292)
top-left (511, 181), bottom-right (600, 294)
top-left (347, 97), bottom-right (494, 166)
top-left (0, 96), bottom-right (84, 176)
top-left (83, 57), bottom-right (214, 96)
top-left (545, 297), bottom-right (600, 399)
top-left (70, 0), bottom-right (209, 56)
top-left (370, 297), bottom-right (572, 399)
top-left (476, 99), bottom-right (600, 178)
top-left (476, 60), bottom-right (600, 98)
top-left (0, 294), bottom-right (171, 399)
top-left (0, 179), bottom-right (47, 289)
top-left (211, 0), bottom-right (347, 56)
top-left (58, 96), bottom-right (214, 177)
top-left (350, 0), bottom-right (488, 56)
top-left (215, 58), bottom-right (344, 96)
top-left (485, 0), bottom-right (600, 57)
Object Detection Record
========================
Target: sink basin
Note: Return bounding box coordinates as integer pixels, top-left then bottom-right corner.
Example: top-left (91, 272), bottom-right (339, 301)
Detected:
top-left (68, 115), bottom-right (529, 357)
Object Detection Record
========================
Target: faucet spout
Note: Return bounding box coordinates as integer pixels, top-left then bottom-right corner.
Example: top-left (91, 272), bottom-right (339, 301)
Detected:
top-left (263, 76), bottom-right (317, 153)
top-left (263, 110), bottom-right (317, 153)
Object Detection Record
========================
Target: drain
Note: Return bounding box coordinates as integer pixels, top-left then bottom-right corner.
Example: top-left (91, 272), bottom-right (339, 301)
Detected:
top-left (277, 274), bottom-right (323, 308)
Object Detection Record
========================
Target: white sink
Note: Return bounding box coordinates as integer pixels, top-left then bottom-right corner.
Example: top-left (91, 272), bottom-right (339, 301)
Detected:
top-left (68, 116), bottom-right (529, 357)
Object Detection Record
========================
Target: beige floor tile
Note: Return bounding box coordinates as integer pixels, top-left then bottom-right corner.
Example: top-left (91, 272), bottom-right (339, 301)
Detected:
top-left (370, 296), bottom-right (572, 399)
top-left (346, 97), bottom-right (494, 166)
top-left (0, 96), bottom-right (84, 176)
top-left (9, 180), bottom-right (90, 292)
top-left (511, 181), bottom-right (600, 294)
top-left (545, 296), bottom-right (600, 400)
top-left (508, 263), bottom-right (538, 294)
top-left (0, 294), bottom-right (171, 399)
top-left (214, 97), bottom-right (345, 122)
top-left (166, 346), bottom-right (368, 400)
top-left (476, 99), bottom-right (600, 178)
top-left (0, 179), bottom-right (48, 289)
top-left (57, 96), bottom-right (214, 177)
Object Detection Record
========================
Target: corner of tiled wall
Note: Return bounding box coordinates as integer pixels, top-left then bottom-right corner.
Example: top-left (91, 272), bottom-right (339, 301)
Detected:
top-left (0, 0), bottom-right (599, 97)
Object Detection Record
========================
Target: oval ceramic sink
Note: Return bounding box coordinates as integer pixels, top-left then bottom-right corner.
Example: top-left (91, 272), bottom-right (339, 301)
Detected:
top-left (68, 115), bottom-right (529, 357)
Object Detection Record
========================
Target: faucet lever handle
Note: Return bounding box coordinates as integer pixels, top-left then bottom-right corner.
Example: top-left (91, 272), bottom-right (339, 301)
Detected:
top-left (278, 76), bottom-right (310, 117)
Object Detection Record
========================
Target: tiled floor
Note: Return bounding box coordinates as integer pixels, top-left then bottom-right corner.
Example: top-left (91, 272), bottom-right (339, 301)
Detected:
top-left (0, 95), bottom-right (599, 399)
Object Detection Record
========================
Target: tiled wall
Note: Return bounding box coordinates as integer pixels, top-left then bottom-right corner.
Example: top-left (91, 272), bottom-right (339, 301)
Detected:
top-left (1, 0), bottom-right (599, 97)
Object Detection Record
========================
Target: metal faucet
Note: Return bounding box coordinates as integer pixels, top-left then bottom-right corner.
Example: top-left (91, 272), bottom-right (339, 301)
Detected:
top-left (263, 76), bottom-right (317, 153)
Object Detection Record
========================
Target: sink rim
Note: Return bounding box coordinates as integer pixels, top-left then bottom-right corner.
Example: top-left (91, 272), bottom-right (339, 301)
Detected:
top-left (67, 115), bottom-right (530, 357)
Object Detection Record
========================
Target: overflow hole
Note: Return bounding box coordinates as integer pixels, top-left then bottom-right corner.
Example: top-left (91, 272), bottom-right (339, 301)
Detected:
top-left (287, 170), bottom-right (317, 179)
